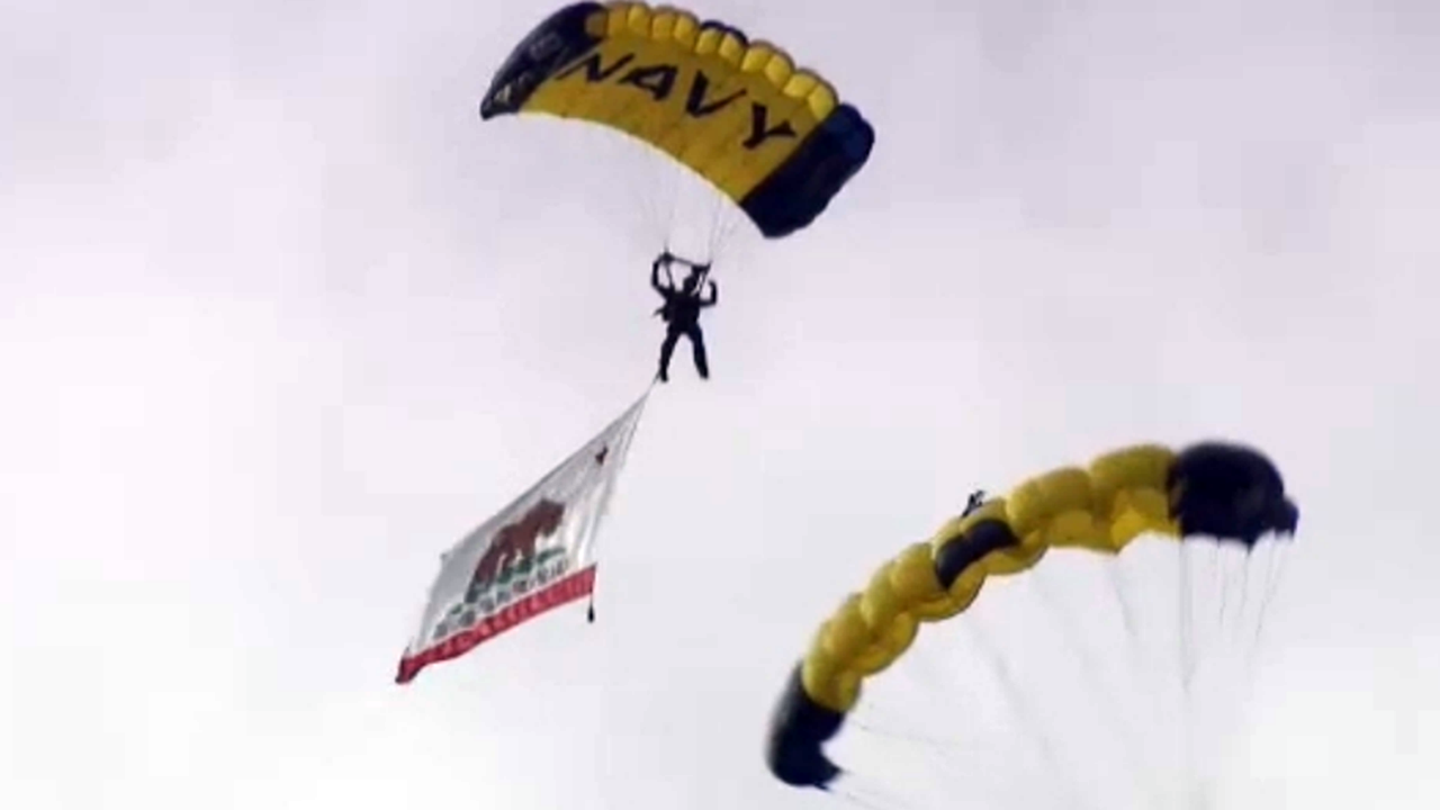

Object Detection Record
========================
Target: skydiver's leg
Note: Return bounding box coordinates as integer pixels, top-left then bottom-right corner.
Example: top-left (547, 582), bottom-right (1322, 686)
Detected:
top-left (688, 325), bottom-right (709, 379)
top-left (658, 327), bottom-right (681, 382)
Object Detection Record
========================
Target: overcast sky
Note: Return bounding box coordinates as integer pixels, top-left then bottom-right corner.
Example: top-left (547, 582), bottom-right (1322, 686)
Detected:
top-left (3, 0), bottom-right (1438, 808)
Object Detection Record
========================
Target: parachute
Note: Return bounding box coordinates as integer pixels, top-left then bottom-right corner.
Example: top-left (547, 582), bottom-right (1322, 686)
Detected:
top-left (479, 1), bottom-right (874, 257)
top-left (765, 442), bottom-right (1299, 805)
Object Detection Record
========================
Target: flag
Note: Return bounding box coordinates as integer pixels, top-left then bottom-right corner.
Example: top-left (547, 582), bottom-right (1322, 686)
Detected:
top-left (395, 391), bottom-right (648, 684)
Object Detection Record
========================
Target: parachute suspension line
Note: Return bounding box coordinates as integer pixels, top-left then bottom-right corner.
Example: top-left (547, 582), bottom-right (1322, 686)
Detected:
top-left (1105, 548), bottom-right (1187, 806)
top-left (1245, 540), bottom-right (1293, 665)
top-left (639, 140), bottom-right (677, 250)
top-left (966, 618), bottom-right (1097, 810)
top-left (1204, 546), bottom-right (1261, 775)
top-left (1105, 554), bottom-right (1142, 652)
top-left (1222, 541), bottom-right (1293, 770)
top-left (702, 184), bottom-right (726, 262)
top-left (850, 707), bottom-right (1019, 810)
top-left (1224, 547), bottom-right (1255, 648)
top-left (660, 158), bottom-right (680, 247)
top-left (704, 190), bottom-right (745, 265)
top-left (653, 114), bottom-right (705, 250)
top-left (852, 718), bottom-right (953, 755)
top-left (826, 788), bottom-right (888, 810)
top-left (577, 120), bottom-right (674, 251)
top-left (1178, 543), bottom-right (1197, 690)
top-left (856, 768), bottom-right (937, 810)
top-left (1204, 543), bottom-right (1225, 658)
top-left (576, 125), bottom-right (665, 251)
top-left (851, 724), bottom-right (977, 793)
top-left (1108, 550), bottom-right (1179, 771)
top-left (852, 658), bottom-right (990, 758)
top-left (1242, 542), bottom-right (1281, 658)
top-left (1182, 543), bottom-right (1226, 694)
top-left (854, 634), bottom-right (1023, 808)
top-left (1196, 544), bottom-right (1239, 810)
top-left (622, 112), bottom-right (678, 247)
top-left (1105, 552), bottom-right (1171, 717)
top-left (1176, 542), bottom-right (1200, 807)
top-left (1224, 544), bottom-right (1271, 706)
top-left (1213, 545), bottom-right (1238, 647)
top-left (623, 109), bottom-right (743, 261)
top-left (826, 779), bottom-right (913, 810)
top-left (1028, 566), bottom-right (1168, 810)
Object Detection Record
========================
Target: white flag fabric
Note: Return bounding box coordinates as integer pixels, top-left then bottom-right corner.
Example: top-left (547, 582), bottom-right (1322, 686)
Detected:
top-left (396, 392), bottom-right (648, 684)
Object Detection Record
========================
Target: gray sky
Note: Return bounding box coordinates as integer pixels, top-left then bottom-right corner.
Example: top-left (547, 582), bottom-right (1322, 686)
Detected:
top-left (3, 0), bottom-right (1437, 808)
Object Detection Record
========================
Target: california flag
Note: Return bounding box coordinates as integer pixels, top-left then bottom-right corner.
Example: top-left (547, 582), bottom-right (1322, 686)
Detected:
top-left (395, 392), bottom-right (648, 684)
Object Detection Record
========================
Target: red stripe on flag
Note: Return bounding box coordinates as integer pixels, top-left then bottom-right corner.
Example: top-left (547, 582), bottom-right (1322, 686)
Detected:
top-left (395, 566), bottom-right (597, 684)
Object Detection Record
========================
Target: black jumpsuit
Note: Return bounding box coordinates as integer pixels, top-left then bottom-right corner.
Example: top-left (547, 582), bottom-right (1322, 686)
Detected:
top-left (652, 259), bottom-right (717, 382)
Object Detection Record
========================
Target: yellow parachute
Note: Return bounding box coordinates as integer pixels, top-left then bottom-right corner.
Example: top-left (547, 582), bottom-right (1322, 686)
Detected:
top-left (766, 441), bottom-right (1299, 792)
top-left (479, 2), bottom-right (874, 245)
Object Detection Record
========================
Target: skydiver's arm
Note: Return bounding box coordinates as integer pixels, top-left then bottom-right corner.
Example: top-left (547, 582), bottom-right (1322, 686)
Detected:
top-left (651, 258), bottom-right (667, 293)
top-left (702, 280), bottom-right (718, 307)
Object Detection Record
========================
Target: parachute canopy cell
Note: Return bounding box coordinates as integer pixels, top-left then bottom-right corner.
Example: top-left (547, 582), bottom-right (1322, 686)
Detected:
top-left (479, 1), bottom-right (875, 238)
top-left (765, 441), bottom-right (1300, 790)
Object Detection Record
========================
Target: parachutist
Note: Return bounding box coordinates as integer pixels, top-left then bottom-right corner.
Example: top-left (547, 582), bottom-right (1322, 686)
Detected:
top-left (651, 252), bottom-right (717, 383)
